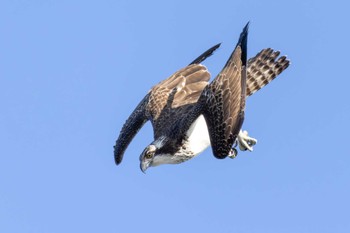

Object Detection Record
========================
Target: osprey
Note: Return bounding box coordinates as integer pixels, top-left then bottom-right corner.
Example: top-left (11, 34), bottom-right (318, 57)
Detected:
top-left (114, 23), bottom-right (290, 172)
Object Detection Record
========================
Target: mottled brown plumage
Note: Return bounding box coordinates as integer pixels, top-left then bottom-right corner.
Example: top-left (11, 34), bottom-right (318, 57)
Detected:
top-left (200, 44), bottom-right (247, 158)
top-left (114, 23), bottom-right (290, 167)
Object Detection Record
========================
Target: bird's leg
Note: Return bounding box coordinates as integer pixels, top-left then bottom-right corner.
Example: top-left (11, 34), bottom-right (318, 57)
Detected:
top-left (237, 130), bottom-right (257, 152)
top-left (228, 131), bottom-right (257, 159)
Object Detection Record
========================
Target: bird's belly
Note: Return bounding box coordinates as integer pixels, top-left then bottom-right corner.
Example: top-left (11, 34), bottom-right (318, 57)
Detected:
top-left (185, 115), bottom-right (211, 156)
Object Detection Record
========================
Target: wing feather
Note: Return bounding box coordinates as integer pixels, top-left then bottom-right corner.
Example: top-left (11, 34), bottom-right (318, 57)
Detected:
top-left (200, 23), bottom-right (248, 159)
top-left (147, 64), bottom-right (210, 121)
top-left (114, 94), bottom-right (150, 165)
top-left (114, 25), bottom-right (291, 165)
top-left (114, 63), bottom-right (211, 165)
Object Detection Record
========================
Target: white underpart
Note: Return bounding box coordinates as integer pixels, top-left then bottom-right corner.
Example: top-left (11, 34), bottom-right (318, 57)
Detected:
top-left (185, 115), bottom-right (211, 156)
top-left (152, 153), bottom-right (175, 166)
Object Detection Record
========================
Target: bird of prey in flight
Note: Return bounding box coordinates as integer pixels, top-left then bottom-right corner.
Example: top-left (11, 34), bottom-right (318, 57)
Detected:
top-left (114, 23), bottom-right (290, 172)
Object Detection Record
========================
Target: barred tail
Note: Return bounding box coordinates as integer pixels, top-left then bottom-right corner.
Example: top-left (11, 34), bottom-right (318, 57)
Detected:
top-left (246, 48), bottom-right (290, 97)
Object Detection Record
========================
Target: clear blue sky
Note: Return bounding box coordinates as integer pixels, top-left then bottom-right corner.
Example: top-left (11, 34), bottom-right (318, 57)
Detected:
top-left (1, 1), bottom-right (349, 232)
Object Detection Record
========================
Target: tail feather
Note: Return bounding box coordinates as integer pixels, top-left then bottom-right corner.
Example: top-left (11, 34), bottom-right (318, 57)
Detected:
top-left (246, 48), bottom-right (290, 96)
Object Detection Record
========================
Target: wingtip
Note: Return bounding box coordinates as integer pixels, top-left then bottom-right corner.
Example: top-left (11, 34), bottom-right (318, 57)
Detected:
top-left (115, 157), bottom-right (122, 166)
top-left (114, 145), bottom-right (123, 165)
top-left (213, 42), bottom-right (222, 50)
top-left (239, 21), bottom-right (249, 44)
top-left (238, 22), bottom-right (250, 42)
top-left (237, 22), bottom-right (249, 66)
top-left (189, 42), bottom-right (222, 65)
top-left (244, 21), bottom-right (250, 31)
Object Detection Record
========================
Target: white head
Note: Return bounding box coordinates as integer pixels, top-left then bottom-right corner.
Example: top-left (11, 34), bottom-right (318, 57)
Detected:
top-left (139, 144), bottom-right (157, 173)
top-left (139, 138), bottom-right (179, 173)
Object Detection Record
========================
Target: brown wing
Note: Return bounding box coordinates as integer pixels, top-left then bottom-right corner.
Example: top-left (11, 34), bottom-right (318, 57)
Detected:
top-left (147, 64), bottom-right (210, 138)
top-left (199, 23), bottom-right (248, 159)
top-left (114, 64), bottom-right (211, 164)
top-left (246, 48), bottom-right (290, 96)
top-left (147, 64), bottom-right (210, 118)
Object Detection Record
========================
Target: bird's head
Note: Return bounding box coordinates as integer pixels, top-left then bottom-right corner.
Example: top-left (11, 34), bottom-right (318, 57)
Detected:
top-left (139, 137), bottom-right (177, 173)
top-left (139, 144), bottom-right (157, 173)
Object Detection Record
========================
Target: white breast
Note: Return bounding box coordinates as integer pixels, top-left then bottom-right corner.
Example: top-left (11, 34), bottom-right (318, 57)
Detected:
top-left (185, 115), bottom-right (211, 156)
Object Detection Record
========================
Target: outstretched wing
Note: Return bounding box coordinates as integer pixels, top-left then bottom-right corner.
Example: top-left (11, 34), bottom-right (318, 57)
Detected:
top-left (114, 29), bottom-right (290, 165)
top-left (147, 64), bottom-right (210, 138)
top-left (189, 44), bottom-right (290, 98)
top-left (200, 23), bottom-right (249, 159)
top-left (246, 48), bottom-right (290, 96)
top-left (114, 54), bottom-right (215, 165)
top-left (114, 94), bottom-right (150, 165)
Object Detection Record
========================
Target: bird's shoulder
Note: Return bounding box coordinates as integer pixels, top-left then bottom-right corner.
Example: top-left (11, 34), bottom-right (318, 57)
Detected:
top-left (146, 64), bottom-right (211, 121)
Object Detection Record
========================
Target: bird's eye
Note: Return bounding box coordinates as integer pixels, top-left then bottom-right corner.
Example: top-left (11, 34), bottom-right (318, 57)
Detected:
top-left (145, 151), bottom-right (153, 159)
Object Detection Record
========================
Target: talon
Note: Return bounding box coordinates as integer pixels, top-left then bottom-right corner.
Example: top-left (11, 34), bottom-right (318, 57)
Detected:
top-left (239, 143), bottom-right (249, 151)
top-left (237, 130), bottom-right (257, 152)
top-left (228, 148), bottom-right (238, 159)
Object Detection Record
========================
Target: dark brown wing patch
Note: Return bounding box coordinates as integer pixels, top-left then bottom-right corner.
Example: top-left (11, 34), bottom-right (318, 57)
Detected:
top-left (147, 64), bottom-right (210, 120)
top-left (199, 23), bottom-right (248, 159)
top-left (202, 47), bottom-right (246, 158)
top-left (114, 94), bottom-right (150, 165)
top-left (189, 43), bottom-right (221, 65)
top-left (114, 64), bottom-right (211, 165)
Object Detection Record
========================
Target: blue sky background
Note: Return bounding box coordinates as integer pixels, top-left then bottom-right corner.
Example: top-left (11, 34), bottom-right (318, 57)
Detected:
top-left (1, 0), bottom-right (350, 232)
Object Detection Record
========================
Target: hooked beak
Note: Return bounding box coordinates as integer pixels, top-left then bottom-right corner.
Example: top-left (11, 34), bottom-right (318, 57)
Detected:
top-left (140, 161), bottom-right (150, 173)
